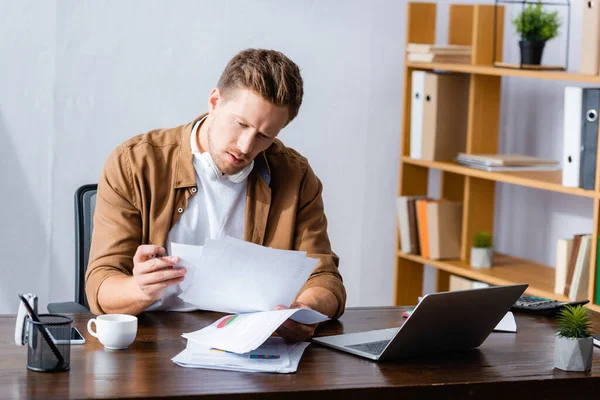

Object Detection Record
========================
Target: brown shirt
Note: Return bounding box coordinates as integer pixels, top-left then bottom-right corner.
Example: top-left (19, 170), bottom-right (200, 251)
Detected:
top-left (85, 114), bottom-right (347, 318)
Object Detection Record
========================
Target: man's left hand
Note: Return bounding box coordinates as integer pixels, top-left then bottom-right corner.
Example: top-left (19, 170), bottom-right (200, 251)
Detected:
top-left (274, 301), bottom-right (318, 342)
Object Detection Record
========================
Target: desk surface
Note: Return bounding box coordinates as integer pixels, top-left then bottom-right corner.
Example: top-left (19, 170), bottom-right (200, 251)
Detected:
top-left (1, 307), bottom-right (599, 399)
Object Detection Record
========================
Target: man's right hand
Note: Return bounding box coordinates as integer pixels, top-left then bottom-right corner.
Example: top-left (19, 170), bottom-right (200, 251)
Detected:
top-left (132, 245), bottom-right (186, 302)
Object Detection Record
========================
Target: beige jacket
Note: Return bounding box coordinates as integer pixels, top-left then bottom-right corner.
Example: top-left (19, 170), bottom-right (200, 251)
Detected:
top-left (85, 114), bottom-right (346, 317)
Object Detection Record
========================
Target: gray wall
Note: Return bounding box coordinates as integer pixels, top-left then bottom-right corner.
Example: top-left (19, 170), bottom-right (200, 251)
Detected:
top-left (0, 0), bottom-right (591, 314)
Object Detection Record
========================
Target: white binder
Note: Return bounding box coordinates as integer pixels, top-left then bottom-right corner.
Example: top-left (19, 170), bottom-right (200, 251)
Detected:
top-left (410, 71), bottom-right (425, 159)
top-left (562, 87), bottom-right (583, 187)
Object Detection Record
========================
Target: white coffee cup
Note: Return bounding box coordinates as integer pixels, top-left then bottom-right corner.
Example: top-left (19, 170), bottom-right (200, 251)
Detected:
top-left (87, 314), bottom-right (138, 350)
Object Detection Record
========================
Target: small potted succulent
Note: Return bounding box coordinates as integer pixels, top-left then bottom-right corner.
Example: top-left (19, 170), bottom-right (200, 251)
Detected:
top-left (511, 3), bottom-right (561, 65)
top-left (470, 231), bottom-right (493, 268)
top-left (554, 305), bottom-right (594, 372)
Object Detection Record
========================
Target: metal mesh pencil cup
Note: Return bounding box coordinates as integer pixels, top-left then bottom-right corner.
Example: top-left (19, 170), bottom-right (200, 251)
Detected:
top-left (25, 314), bottom-right (72, 372)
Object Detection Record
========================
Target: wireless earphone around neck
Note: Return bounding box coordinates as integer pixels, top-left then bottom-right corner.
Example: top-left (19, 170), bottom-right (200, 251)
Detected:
top-left (191, 117), bottom-right (254, 184)
top-left (197, 152), bottom-right (254, 183)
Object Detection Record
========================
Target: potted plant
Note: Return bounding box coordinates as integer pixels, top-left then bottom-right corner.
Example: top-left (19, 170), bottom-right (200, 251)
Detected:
top-left (470, 231), bottom-right (493, 268)
top-left (511, 3), bottom-right (561, 65)
top-left (554, 305), bottom-right (593, 372)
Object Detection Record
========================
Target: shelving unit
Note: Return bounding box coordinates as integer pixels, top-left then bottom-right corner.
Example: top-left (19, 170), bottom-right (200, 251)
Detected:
top-left (395, 2), bottom-right (600, 312)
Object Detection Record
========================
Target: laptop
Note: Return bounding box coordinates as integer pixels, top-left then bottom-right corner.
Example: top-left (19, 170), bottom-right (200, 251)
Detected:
top-left (312, 284), bottom-right (528, 361)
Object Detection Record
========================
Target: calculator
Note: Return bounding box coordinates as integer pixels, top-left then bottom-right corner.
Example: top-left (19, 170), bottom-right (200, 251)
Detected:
top-left (510, 295), bottom-right (589, 315)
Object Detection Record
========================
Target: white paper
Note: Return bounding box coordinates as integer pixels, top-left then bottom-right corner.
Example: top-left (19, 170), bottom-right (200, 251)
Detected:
top-left (172, 337), bottom-right (310, 373)
top-left (172, 236), bottom-right (319, 314)
top-left (169, 243), bottom-right (203, 292)
top-left (493, 311), bottom-right (517, 333)
top-left (183, 308), bottom-right (329, 354)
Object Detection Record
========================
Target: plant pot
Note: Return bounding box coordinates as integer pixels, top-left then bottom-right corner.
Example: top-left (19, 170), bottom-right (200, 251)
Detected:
top-left (519, 40), bottom-right (546, 65)
top-left (554, 336), bottom-right (593, 372)
top-left (470, 247), bottom-right (493, 268)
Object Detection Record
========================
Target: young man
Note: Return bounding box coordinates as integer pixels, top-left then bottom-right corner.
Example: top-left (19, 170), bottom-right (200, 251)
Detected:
top-left (85, 49), bottom-right (346, 341)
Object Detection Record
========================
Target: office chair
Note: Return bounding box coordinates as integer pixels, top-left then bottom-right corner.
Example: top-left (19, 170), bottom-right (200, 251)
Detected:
top-left (47, 184), bottom-right (98, 313)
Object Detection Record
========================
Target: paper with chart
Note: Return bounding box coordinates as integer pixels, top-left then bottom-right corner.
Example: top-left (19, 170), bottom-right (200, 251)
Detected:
top-left (183, 308), bottom-right (330, 354)
top-left (172, 236), bottom-right (320, 314)
top-left (172, 337), bottom-right (310, 373)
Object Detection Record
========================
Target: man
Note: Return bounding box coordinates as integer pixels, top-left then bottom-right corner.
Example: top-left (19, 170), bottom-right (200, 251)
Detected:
top-left (85, 48), bottom-right (346, 342)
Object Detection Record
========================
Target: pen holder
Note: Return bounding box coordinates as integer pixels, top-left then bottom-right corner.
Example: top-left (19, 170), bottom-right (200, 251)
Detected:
top-left (25, 314), bottom-right (72, 372)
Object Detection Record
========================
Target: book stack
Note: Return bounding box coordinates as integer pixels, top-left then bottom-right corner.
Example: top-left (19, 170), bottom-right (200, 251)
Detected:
top-left (455, 153), bottom-right (561, 172)
top-left (406, 43), bottom-right (472, 64)
top-left (396, 197), bottom-right (462, 260)
top-left (554, 235), bottom-right (593, 302)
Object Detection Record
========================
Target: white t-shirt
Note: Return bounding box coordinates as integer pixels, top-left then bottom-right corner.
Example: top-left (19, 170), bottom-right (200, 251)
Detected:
top-left (145, 116), bottom-right (249, 311)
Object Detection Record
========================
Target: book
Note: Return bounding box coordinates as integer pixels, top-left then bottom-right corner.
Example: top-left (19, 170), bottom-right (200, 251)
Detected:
top-left (455, 161), bottom-right (561, 172)
top-left (397, 196), bottom-right (427, 254)
top-left (406, 43), bottom-right (472, 55)
top-left (555, 238), bottom-right (574, 295)
top-left (407, 52), bottom-right (471, 64)
top-left (415, 200), bottom-right (431, 258)
top-left (564, 234), bottom-right (586, 297)
top-left (569, 235), bottom-right (592, 302)
top-left (456, 153), bottom-right (559, 167)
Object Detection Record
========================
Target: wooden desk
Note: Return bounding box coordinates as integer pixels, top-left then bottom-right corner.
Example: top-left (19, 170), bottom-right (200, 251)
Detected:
top-left (1, 307), bottom-right (599, 399)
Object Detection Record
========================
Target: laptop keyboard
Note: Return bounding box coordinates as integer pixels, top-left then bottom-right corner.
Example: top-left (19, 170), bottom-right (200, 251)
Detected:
top-left (346, 340), bottom-right (390, 355)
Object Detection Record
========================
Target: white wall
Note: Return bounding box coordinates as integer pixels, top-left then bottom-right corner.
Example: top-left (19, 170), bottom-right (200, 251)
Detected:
top-left (0, 0), bottom-right (404, 313)
top-left (0, 0), bottom-right (592, 315)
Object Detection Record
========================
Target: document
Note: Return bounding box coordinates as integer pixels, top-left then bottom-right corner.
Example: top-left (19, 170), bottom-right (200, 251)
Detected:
top-left (171, 236), bottom-right (319, 314)
top-left (172, 337), bottom-right (310, 373)
top-left (183, 308), bottom-right (330, 354)
top-left (493, 311), bottom-right (517, 333)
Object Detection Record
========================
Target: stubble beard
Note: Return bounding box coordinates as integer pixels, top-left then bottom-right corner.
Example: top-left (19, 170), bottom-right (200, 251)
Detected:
top-left (207, 125), bottom-right (247, 176)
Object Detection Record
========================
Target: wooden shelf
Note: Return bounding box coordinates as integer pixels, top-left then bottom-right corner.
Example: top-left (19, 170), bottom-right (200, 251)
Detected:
top-left (406, 61), bottom-right (600, 84)
top-left (402, 157), bottom-right (598, 199)
top-left (397, 250), bottom-right (568, 302)
top-left (395, 2), bottom-right (600, 310)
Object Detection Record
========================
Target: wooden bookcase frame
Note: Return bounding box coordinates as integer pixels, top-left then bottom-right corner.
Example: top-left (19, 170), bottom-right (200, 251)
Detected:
top-left (395, 2), bottom-right (600, 312)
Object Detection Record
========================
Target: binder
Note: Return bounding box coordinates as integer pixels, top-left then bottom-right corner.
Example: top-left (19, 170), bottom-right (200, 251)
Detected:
top-left (426, 201), bottom-right (463, 260)
top-left (562, 87), bottom-right (584, 187)
top-left (410, 71), bottom-right (425, 159)
top-left (580, 0), bottom-right (600, 75)
top-left (421, 72), bottom-right (469, 161)
top-left (580, 88), bottom-right (600, 190)
top-left (562, 87), bottom-right (600, 189)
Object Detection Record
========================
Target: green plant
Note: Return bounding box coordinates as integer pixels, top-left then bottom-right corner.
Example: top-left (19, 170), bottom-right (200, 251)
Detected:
top-left (473, 231), bottom-right (492, 248)
top-left (511, 3), bottom-right (561, 42)
top-left (556, 305), bottom-right (592, 339)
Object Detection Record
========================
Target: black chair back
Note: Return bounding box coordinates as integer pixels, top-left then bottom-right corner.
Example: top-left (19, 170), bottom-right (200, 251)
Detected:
top-left (74, 184), bottom-right (97, 308)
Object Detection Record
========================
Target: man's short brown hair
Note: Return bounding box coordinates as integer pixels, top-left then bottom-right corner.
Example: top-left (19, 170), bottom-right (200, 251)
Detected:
top-left (217, 48), bottom-right (304, 124)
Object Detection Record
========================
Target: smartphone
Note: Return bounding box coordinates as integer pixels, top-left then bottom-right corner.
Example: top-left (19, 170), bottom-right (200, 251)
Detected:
top-left (47, 326), bottom-right (86, 345)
